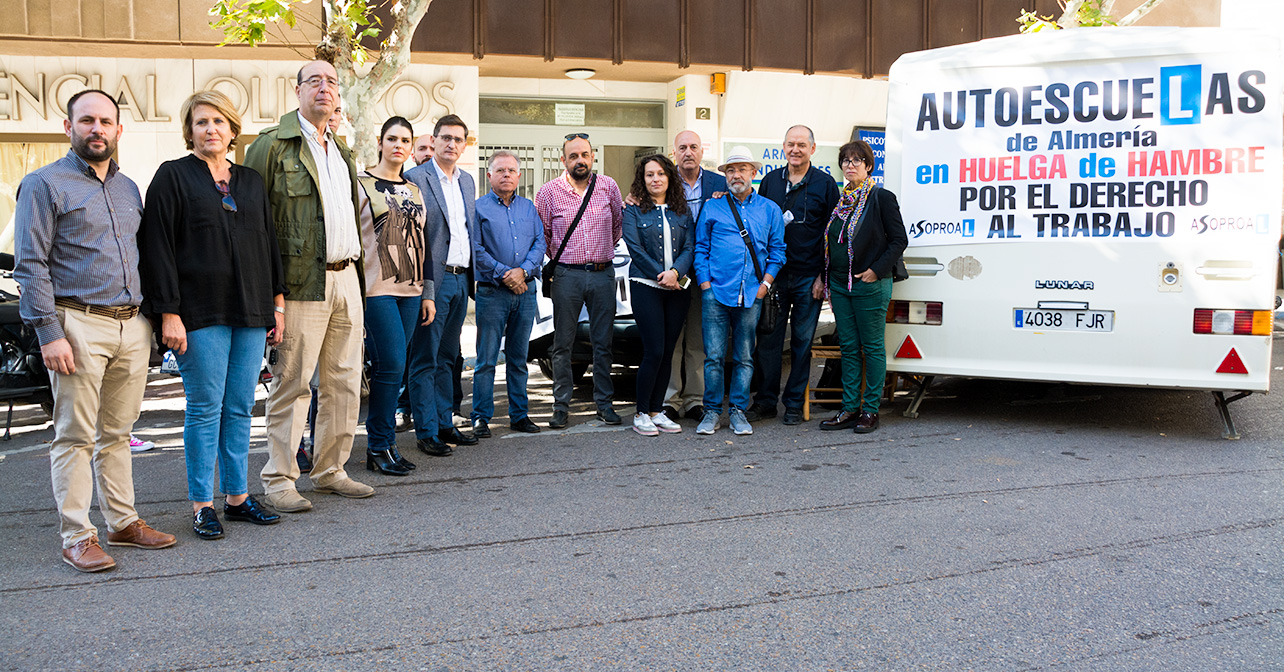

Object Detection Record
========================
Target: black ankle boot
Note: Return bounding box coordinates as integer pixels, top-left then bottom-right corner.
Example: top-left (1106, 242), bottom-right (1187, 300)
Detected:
top-left (388, 445), bottom-right (416, 470)
top-left (367, 448), bottom-right (411, 476)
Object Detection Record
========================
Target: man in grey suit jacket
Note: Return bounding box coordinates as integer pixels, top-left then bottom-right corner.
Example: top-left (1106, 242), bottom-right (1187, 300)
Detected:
top-left (403, 114), bottom-right (479, 455)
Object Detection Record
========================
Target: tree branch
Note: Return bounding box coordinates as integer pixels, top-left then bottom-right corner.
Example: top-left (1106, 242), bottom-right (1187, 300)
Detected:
top-left (1058, 0), bottom-right (1085, 28)
top-left (1118, 0), bottom-right (1164, 25)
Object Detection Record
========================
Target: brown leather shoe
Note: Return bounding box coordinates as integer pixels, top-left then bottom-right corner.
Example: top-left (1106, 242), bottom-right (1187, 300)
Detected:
top-left (854, 412), bottom-right (880, 434)
top-left (820, 410), bottom-right (858, 431)
top-left (62, 536), bottom-right (116, 573)
top-left (105, 520), bottom-right (177, 549)
top-left (314, 477), bottom-right (374, 499)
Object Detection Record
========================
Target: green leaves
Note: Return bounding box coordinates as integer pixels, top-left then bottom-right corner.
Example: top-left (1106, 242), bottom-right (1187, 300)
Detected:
top-left (1018, 0), bottom-right (1129, 33)
top-left (208, 0), bottom-right (384, 65)
top-left (1017, 9), bottom-right (1059, 33)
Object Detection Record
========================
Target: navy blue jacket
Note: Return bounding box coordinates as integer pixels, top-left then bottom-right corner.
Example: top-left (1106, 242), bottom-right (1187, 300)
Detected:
top-left (622, 204), bottom-right (695, 282)
top-left (757, 164), bottom-right (840, 277)
top-left (684, 168), bottom-right (728, 221)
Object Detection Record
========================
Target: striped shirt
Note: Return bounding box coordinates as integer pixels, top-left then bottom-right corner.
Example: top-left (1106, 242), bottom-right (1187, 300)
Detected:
top-left (297, 111), bottom-right (362, 263)
top-left (14, 150), bottom-right (143, 345)
top-left (535, 172), bottom-right (623, 265)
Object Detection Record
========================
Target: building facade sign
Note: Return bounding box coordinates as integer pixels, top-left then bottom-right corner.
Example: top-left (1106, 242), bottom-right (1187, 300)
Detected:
top-left (0, 55), bottom-right (479, 191)
top-left (0, 56), bottom-right (476, 134)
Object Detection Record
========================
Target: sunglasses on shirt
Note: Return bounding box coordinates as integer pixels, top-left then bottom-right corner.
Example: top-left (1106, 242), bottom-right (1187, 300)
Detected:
top-left (215, 180), bottom-right (237, 213)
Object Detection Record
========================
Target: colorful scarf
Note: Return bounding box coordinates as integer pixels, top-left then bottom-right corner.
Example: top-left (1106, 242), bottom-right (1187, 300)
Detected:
top-left (824, 179), bottom-right (875, 292)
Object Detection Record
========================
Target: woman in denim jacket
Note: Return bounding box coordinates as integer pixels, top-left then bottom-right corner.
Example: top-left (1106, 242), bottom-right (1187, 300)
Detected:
top-left (622, 155), bottom-right (696, 436)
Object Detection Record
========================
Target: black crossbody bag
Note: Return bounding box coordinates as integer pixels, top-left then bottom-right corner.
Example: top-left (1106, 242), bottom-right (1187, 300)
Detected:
top-left (542, 174), bottom-right (597, 298)
top-left (725, 194), bottom-right (780, 335)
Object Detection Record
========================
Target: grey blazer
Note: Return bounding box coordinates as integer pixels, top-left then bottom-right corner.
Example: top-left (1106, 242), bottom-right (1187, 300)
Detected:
top-left (404, 159), bottom-right (479, 297)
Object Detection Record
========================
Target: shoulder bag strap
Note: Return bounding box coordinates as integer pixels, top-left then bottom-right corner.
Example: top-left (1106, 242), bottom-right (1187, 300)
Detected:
top-left (548, 173), bottom-right (597, 266)
top-left (726, 193), bottom-right (764, 281)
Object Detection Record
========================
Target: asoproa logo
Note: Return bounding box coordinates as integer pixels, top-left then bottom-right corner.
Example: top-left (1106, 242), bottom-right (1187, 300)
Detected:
top-left (909, 219), bottom-right (975, 238)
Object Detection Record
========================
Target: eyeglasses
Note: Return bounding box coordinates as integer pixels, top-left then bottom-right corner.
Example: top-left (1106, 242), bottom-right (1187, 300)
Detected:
top-left (436, 134), bottom-right (467, 146)
top-left (840, 158), bottom-right (866, 168)
top-left (564, 133), bottom-right (590, 141)
top-left (215, 180), bottom-right (237, 213)
top-left (301, 75), bottom-right (340, 89)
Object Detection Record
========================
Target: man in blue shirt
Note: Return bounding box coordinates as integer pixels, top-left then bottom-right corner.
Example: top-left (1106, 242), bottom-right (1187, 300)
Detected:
top-left (471, 150), bottom-right (545, 436)
top-left (693, 147), bottom-right (786, 436)
top-left (749, 125), bottom-right (841, 426)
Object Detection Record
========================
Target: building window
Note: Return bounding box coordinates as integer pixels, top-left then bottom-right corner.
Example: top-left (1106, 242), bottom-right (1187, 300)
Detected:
top-left (1, 136), bottom-right (69, 252)
top-left (480, 98), bottom-right (664, 129)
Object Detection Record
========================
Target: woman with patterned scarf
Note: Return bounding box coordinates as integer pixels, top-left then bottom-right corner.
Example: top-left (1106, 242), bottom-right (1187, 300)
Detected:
top-left (811, 140), bottom-right (908, 434)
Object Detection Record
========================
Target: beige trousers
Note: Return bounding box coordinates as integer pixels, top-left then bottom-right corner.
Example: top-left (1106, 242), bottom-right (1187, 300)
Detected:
top-left (48, 308), bottom-right (151, 548)
top-left (261, 267), bottom-right (364, 493)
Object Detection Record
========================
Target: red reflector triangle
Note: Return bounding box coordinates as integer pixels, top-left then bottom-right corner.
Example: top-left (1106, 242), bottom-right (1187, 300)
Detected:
top-left (1216, 348), bottom-right (1248, 374)
top-left (895, 335), bottom-right (922, 359)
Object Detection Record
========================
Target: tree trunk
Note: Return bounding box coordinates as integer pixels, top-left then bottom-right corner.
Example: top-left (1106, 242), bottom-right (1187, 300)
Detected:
top-left (326, 0), bottom-right (435, 169)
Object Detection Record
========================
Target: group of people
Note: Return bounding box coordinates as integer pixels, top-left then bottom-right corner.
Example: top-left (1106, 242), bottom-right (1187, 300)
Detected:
top-left (14, 58), bottom-right (907, 574)
top-left (619, 128), bottom-right (908, 439)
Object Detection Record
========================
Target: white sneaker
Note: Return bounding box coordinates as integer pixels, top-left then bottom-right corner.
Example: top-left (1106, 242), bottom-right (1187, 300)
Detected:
top-left (128, 435), bottom-right (155, 453)
top-left (633, 413), bottom-right (659, 436)
top-left (650, 411), bottom-right (682, 433)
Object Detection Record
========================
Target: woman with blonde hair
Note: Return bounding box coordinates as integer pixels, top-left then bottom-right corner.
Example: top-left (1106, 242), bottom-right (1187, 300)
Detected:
top-left (140, 90), bottom-right (285, 539)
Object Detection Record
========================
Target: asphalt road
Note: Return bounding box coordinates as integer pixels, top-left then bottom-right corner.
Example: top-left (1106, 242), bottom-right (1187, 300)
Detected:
top-left (1, 340), bottom-right (1281, 671)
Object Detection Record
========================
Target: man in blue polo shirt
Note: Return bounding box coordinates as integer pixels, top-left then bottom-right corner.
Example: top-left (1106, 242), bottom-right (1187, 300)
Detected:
top-left (693, 146), bottom-right (786, 436)
top-left (471, 150), bottom-right (545, 437)
top-left (748, 125), bottom-right (841, 426)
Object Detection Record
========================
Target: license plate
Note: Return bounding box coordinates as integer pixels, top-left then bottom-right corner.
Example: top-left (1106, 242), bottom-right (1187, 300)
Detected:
top-left (1014, 308), bottom-right (1114, 332)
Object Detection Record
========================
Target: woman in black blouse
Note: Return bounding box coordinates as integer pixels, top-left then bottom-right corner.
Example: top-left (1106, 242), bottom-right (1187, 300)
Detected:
top-left (140, 90), bottom-right (285, 539)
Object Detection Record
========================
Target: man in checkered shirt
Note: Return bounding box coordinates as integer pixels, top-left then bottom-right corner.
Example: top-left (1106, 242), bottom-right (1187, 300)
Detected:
top-left (535, 134), bottom-right (624, 429)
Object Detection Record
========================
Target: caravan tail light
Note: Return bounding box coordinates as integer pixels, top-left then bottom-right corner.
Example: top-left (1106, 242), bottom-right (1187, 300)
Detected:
top-left (886, 300), bottom-right (943, 325)
top-left (1192, 309), bottom-right (1272, 335)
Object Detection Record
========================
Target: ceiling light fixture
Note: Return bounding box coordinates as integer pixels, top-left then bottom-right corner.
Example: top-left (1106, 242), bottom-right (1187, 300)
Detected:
top-left (564, 68), bottom-right (596, 80)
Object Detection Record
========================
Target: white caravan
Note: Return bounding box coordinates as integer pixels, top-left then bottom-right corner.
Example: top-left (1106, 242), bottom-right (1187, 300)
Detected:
top-left (883, 28), bottom-right (1283, 437)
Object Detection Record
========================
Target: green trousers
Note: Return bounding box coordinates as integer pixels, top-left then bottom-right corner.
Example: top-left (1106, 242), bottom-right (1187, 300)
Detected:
top-left (829, 277), bottom-right (893, 414)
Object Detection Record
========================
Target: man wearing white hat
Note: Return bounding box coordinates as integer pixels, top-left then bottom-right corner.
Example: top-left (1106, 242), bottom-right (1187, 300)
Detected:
top-left (691, 146), bottom-right (786, 436)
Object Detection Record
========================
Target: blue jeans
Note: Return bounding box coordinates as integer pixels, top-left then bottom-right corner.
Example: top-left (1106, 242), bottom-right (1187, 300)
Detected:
top-left (407, 272), bottom-right (468, 439)
top-left (752, 270), bottom-right (822, 410)
top-left (364, 295), bottom-right (419, 449)
top-left (175, 325), bottom-right (267, 502)
top-left (472, 284), bottom-right (537, 423)
top-left (701, 292), bottom-right (760, 414)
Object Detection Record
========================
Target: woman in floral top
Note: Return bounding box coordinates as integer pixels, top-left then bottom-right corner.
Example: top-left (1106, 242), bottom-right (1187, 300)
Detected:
top-left (358, 116), bottom-right (436, 475)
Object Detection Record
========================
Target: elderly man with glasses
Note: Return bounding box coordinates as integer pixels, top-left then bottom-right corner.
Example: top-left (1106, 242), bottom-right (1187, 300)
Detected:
top-left (244, 59), bottom-right (374, 512)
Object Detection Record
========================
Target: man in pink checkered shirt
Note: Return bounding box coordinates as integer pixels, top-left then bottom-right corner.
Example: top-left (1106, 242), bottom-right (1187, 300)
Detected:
top-left (535, 134), bottom-right (624, 429)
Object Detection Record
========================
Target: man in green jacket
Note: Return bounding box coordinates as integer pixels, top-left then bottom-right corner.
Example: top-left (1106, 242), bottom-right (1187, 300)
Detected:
top-left (244, 59), bottom-right (372, 512)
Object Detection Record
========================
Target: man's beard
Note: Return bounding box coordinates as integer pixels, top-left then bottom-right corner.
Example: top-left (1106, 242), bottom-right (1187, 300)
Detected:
top-left (728, 180), bottom-right (750, 195)
top-left (71, 130), bottom-right (116, 163)
top-left (569, 162), bottom-right (591, 179)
